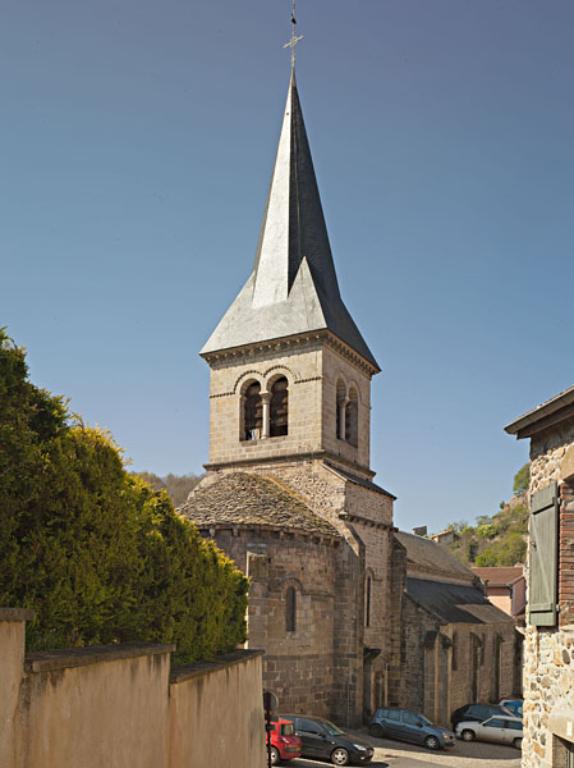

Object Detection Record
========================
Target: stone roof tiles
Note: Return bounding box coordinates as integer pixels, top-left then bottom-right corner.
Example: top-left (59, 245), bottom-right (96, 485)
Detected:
top-left (179, 471), bottom-right (339, 539)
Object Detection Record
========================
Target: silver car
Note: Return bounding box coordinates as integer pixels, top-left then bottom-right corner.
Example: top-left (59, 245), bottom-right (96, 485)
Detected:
top-left (455, 716), bottom-right (523, 749)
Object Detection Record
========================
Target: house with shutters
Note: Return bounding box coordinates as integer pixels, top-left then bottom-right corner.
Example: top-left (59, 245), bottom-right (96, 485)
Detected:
top-left (506, 384), bottom-right (574, 768)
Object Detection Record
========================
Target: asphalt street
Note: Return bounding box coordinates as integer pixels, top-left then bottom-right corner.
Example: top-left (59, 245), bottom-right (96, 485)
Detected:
top-left (278, 733), bottom-right (522, 768)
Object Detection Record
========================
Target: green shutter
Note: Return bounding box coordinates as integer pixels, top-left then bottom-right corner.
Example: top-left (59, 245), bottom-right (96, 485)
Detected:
top-left (528, 483), bottom-right (559, 627)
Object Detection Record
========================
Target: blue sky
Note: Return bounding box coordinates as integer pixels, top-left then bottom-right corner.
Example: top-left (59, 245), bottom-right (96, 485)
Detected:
top-left (2, 0), bottom-right (573, 532)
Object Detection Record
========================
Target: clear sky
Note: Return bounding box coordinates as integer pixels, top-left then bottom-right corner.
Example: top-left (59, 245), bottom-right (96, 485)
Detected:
top-left (2, 0), bottom-right (573, 532)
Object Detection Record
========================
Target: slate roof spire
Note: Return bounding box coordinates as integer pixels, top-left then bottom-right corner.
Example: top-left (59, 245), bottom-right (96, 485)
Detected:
top-left (201, 73), bottom-right (379, 372)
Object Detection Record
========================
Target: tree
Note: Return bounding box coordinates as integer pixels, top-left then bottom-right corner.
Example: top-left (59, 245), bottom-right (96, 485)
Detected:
top-left (132, 471), bottom-right (202, 507)
top-left (0, 329), bottom-right (247, 661)
top-left (513, 463), bottom-right (530, 495)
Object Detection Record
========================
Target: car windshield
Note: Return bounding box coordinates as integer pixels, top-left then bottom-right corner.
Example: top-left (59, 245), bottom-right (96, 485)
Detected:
top-left (322, 720), bottom-right (344, 736)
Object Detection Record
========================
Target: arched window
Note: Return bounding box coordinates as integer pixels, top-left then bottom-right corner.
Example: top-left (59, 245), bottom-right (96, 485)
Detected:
top-left (336, 380), bottom-right (347, 440)
top-left (269, 377), bottom-right (289, 437)
top-left (285, 586), bottom-right (297, 632)
top-left (345, 388), bottom-right (359, 447)
top-left (365, 574), bottom-right (372, 628)
top-left (242, 381), bottom-right (262, 441)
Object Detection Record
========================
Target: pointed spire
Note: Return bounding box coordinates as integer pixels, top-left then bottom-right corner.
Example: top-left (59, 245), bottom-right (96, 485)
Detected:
top-left (202, 75), bottom-right (379, 372)
top-left (252, 72), bottom-right (340, 309)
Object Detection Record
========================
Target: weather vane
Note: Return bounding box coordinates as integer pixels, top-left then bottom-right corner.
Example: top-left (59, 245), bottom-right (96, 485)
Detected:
top-left (283, 0), bottom-right (303, 69)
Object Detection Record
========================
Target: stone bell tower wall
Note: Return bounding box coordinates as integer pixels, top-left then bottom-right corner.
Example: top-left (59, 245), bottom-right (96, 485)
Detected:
top-left (205, 338), bottom-right (325, 468)
top-left (205, 336), bottom-right (375, 474)
top-left (321, 343), bottom-right (373, 473)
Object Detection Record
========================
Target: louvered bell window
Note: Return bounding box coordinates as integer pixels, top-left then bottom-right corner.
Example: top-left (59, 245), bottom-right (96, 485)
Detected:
top-left (270, 377), bottom-right (288, 437)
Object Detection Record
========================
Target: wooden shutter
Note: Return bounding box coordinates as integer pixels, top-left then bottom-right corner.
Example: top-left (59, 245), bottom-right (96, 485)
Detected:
top-left (529, 483), bottom-right (559, 627)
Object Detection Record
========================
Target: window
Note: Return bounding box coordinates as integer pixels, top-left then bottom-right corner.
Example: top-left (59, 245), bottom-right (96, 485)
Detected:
top-left (365, 574), bottom-right (372, 628)
top-left (402, 711), bottom-right (419, 726)
top-left (451, 633), bottom-right (458, 671)
top-left (485, 719), bottom-right (505, 729)
top-left (298, 718), bottom-right (323, 734)
top-left (242, 382), bottom-right (262, 441)
top-left (336, 380), bottom-right (346, 440)
top-left (507, 721), bottom-right (522, 731)
top-left (345, 388), bottom-right (359, 447)
top-left (286, 586), bottom-right (297, 632)
top-left (269, 377), bottom-right (288, 437)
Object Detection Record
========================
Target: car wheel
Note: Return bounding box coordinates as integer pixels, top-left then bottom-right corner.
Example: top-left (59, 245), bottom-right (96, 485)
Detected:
top-left (424, 735), bottom-right (440, 750)
top-left (331, 747), bottom-right (350, 766)
top-left (369, 723), bottom-right (385, 738)
top-left (270, 746), bottom-right (280, 765)
top-left (513, 738), bottom-right (522, 750)
top-left (461, 729), bottom-right (475, 742)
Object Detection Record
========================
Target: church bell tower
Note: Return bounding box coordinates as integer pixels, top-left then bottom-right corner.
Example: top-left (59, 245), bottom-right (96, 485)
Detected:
top-left (201, 72), bottom-right (380, 479)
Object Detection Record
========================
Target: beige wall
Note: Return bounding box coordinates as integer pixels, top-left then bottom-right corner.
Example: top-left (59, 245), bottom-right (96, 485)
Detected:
top-left (1, 612), bottom-right (266, 768)
top-left (169, 654), bottom-right (265, 768)
top-left (0, 612), bottom-right (31, 768)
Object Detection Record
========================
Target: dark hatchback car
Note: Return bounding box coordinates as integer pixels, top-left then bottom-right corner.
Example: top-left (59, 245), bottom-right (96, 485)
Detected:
top-left (369, 708), bottom-right (455, 750)
top-left (281, 714), bottom-right (374, 766)
top-left (451, 703), bottom-right (512, 729)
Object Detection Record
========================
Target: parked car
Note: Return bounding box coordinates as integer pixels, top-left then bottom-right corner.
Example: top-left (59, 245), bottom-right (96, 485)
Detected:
top-left (455, 715), bottom-right (523, 749)
top-left (280, 714), bottom-right (374, 766)
top-left (266, 718), bottom-right (302, 765)
top-left (451, 703), bottom-right (511, 729)
top-left (500, 698), bottom-right (523, 718)
top-left (369, 708), bottom-right (455, 750)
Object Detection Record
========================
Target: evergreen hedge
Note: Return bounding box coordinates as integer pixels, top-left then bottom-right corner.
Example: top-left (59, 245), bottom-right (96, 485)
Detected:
top-left (0, 329), bottom-right (247, 661)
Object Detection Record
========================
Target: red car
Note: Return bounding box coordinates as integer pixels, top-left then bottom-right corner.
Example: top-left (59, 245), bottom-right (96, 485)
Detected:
top-left (267, 718), bottom-right (302, 764)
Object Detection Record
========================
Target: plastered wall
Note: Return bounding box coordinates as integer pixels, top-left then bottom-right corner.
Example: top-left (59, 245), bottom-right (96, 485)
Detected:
top-left (0, 612), bottom-right (266, 768)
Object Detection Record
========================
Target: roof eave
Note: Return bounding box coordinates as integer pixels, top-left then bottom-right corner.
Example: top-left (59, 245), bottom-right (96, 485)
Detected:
top-left (200, 329), bottom-right (381, 375)
top-left (505, 384), bottom-right (574, 439)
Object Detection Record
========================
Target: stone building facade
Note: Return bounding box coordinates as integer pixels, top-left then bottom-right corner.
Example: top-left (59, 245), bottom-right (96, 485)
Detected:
top-left (180, 71), bottom-right (400, 726)
top-left (506, 385), bottom-right (574, 768)
top-left (394, 532), bottom-right (518, 726)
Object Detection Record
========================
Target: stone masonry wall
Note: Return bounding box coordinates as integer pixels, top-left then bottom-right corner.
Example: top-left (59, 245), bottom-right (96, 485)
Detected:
top-left (206, 338), bottom-right (376, 474)
top-left (208, 527), bottom-right (340, 721)
top-left (522, 416), bottom-right (574, 768)
top-left (398, 597), bottom-right (516, 726)
top-left (523, 623), bottom-right (574, 767)
top-left (207, 341), bottom-right (325, 467)
top-left (321, 344), bottom-right (372, 471)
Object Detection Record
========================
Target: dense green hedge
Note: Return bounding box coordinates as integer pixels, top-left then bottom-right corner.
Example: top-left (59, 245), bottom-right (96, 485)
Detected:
top-left (0, 329), bottom-right (247, 661)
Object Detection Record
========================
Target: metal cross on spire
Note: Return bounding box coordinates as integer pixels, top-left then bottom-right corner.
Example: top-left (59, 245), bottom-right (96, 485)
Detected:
top-left (283, 0), bottom-right (303, 70)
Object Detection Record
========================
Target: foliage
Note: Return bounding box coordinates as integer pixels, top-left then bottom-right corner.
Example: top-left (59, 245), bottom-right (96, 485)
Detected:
top-left (474, 532), bottom-right (527, 567)
top-left (133, 471), bottom-right (202, 508)
top-left (0, 329), bottom-right (247, 661)
top-left (435, 467), bottom-right (530, 567)
top-left (513, 463), bottom-right (530, 495)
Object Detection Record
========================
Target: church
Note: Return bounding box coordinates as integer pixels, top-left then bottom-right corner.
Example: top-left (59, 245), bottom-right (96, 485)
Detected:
top-left (180, 68), bottom-right (518, 726)
top-left (181, 69), bottom-right (401, 726)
